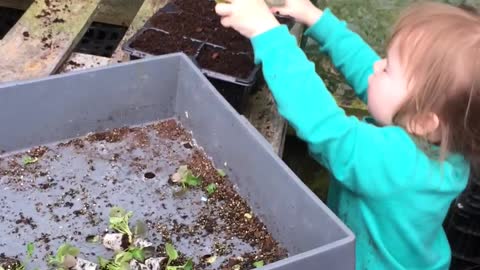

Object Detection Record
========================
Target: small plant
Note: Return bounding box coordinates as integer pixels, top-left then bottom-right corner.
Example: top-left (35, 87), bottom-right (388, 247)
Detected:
top-left (109, 207), bottom-right (134, 244)
top-left (98, 245), bottom-right (147, 270)
top-left (48, 243), bottom-right (80, 270)
top-left (26, 243), bottom-right (34, 259)
top-left (165, 243), bottom-right (193, 270)
top-left (205, 183), bottom-right (217, 195)
top-left (171, 166), bottom-right (202, 190)
top-left (216, 169), bottom-right (226, 177)
top-left (98, 251), bottom-right (133, 270)
top-left (253, 260), bottom-right (264, 268)
top-left (22, 156), bottom-right (38, 166)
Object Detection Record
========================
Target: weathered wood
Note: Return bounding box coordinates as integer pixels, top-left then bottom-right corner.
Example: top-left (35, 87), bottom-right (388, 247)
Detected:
top-left (0, 0), bottom-right (102, 83)
top-left (245, 22), bottom-right (305, 156)
top-left (0, 0), bottom-right (143, 27)
top-left (59, 52), bottom-right (110, 73)
top-left (95, 0), bottom-right (144, 26)
top-left (110, 0), bottom-right (168, 63)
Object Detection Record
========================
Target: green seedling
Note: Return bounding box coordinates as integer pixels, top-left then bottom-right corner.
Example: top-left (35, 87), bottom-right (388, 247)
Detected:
top-left (109, 207), bottom-right (134, 244)
top-left (171, 166), bottom-right (202, 190)
top-left (164, 243), bottom-right (194, 270)
top-left (128, 247), bottom-right (145, 263)
top-left (48, 243), bottom-right (80, 270)
top-left (26, 243), bottom-right (34, 259)
top-left (205, 183), bottom-right (217, 195)
top-left (98, 246), bottom-right (146, 270)
top-left (253, 260), bottom-right (264, 268)
top-left (98, 251), bottom-right (133, 270)
top-left (216, 169), bottom-right (226, 177)
top-left (22, 156), bottom-right (38, 166)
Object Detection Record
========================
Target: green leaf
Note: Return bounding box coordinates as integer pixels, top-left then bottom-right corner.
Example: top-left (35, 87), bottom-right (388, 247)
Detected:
top-left (184, 174), bottom-right (201, 187)
top-left (98, 257), bottom-right (110, 269)
top-left (22, 156), bottom-right (38, 166)
top-left (26, 242), bottom-right (34, 259)
top-left (165, 243), bottom-right (178, 265)
top-left (253, 260), bottom-right (264, 268)
top-left (114, 252), bottom-right (133, 264)
top-left (216, 169), bottom-right (226, 177)
top-left (183, 259), bottom-right (194, 270)
top-left (109, 207), bottom-right (127, 218)
top-left (215, 0), bottom-right (228, 3)
top-left (130, 248), bottom-right (145, 263)
top-left (205, 183), bottom-right (217, 195)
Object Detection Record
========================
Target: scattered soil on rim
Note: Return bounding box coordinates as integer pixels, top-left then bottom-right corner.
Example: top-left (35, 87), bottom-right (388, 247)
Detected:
top-left (130, 29), bottom-right (201, 56)
top-left (197, 45), bottom-right (255, 79)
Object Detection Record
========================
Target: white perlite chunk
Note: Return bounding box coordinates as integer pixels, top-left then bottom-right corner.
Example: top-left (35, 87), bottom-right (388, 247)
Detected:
top-left (134, 238), bottom-right (153, 248)
top-left (75, 258), bottom-right (98, 270)
top-left (130, 257), bottom-right (166, 270)
top-left (103, 233), bottom-right (125, 251)
top-left (129, 260), bottom-right (148, 270)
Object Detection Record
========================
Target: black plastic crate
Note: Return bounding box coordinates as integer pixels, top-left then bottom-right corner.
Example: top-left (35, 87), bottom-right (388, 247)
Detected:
top-left (445, 166), bottom-right (480, 269)
top-left (206, 77), bottom-right (254, 113)
top-left (75, 22), bottom-right (127, 57)
top-left (0, 7), bottom-right (24, 39)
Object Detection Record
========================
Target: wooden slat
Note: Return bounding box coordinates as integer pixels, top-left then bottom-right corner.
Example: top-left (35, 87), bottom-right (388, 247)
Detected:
top-left (59, 52), bottom-right (110, 73)
top-left (0, 0), bottom-right (143, 27)
top-left (109, 0), bottom-right (168, 63)
top-left (94, 0), bottom-right (144, 26)
top-left (0, 0), bottom-right (102, 83)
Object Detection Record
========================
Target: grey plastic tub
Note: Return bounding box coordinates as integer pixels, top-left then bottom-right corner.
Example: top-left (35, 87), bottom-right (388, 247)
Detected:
top-left (0, 54), bottom-right (354, 269)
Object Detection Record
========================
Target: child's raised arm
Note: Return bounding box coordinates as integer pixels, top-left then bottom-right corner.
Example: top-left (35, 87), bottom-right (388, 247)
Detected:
top-left (251, 25), bottom-right (418, 197)
top-left (305, 9), bottom-right (380, 103)
top-left (272, 1), bottom-right (381, 103)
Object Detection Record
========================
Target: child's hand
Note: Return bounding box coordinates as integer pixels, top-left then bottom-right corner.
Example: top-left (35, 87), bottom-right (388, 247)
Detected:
top-left (270, 0), bottom-right (323, 26)
top-left (215, 0), bottom-right (280, 38)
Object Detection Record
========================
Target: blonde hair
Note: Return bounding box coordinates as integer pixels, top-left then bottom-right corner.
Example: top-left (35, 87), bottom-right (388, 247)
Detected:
top-left (388, 1), bottom-right (480, 164)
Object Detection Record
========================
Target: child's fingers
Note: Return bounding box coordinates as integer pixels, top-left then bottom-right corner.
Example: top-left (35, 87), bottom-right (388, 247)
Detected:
top-left (220, 16), bottom-right (232, 27)
top-left (215, 3), bottom-right (233, 16)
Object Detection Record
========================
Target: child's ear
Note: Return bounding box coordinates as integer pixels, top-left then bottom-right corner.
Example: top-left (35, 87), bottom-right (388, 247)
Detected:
top-left (406, 112), bottom-right (440, 137)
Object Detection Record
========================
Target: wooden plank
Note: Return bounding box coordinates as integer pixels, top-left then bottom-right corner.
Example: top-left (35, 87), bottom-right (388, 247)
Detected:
top-left (109, 0), bottom-right (168, 63)
top-left (0, 0), bottom-right (102, 83)
top-left (0, 0), bottom-right (143, 27)
top-left (245, 22), bottom-right (305, 156)
top-left (59, 52), bottom-right (110, 73)
top-left (94, 0), bottom-right (144, 26)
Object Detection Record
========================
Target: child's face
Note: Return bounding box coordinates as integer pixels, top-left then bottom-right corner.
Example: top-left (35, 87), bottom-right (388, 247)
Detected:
top-left (367, 43), bottom-right (409, 126)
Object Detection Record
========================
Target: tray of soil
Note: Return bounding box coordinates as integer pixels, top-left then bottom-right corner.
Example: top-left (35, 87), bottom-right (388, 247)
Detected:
top-left (194, 44), bottom-right (259, 111)
top-left (123, 28), bottom-right (202, 60)
top-left (0, 54), bottom-right (354, 270)
top-left (122, 1), bottom-right (295, 113)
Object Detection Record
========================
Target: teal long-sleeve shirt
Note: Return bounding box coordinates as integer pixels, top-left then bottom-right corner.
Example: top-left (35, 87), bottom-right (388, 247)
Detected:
top-left (251, 8), bottom-right (469, 270)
